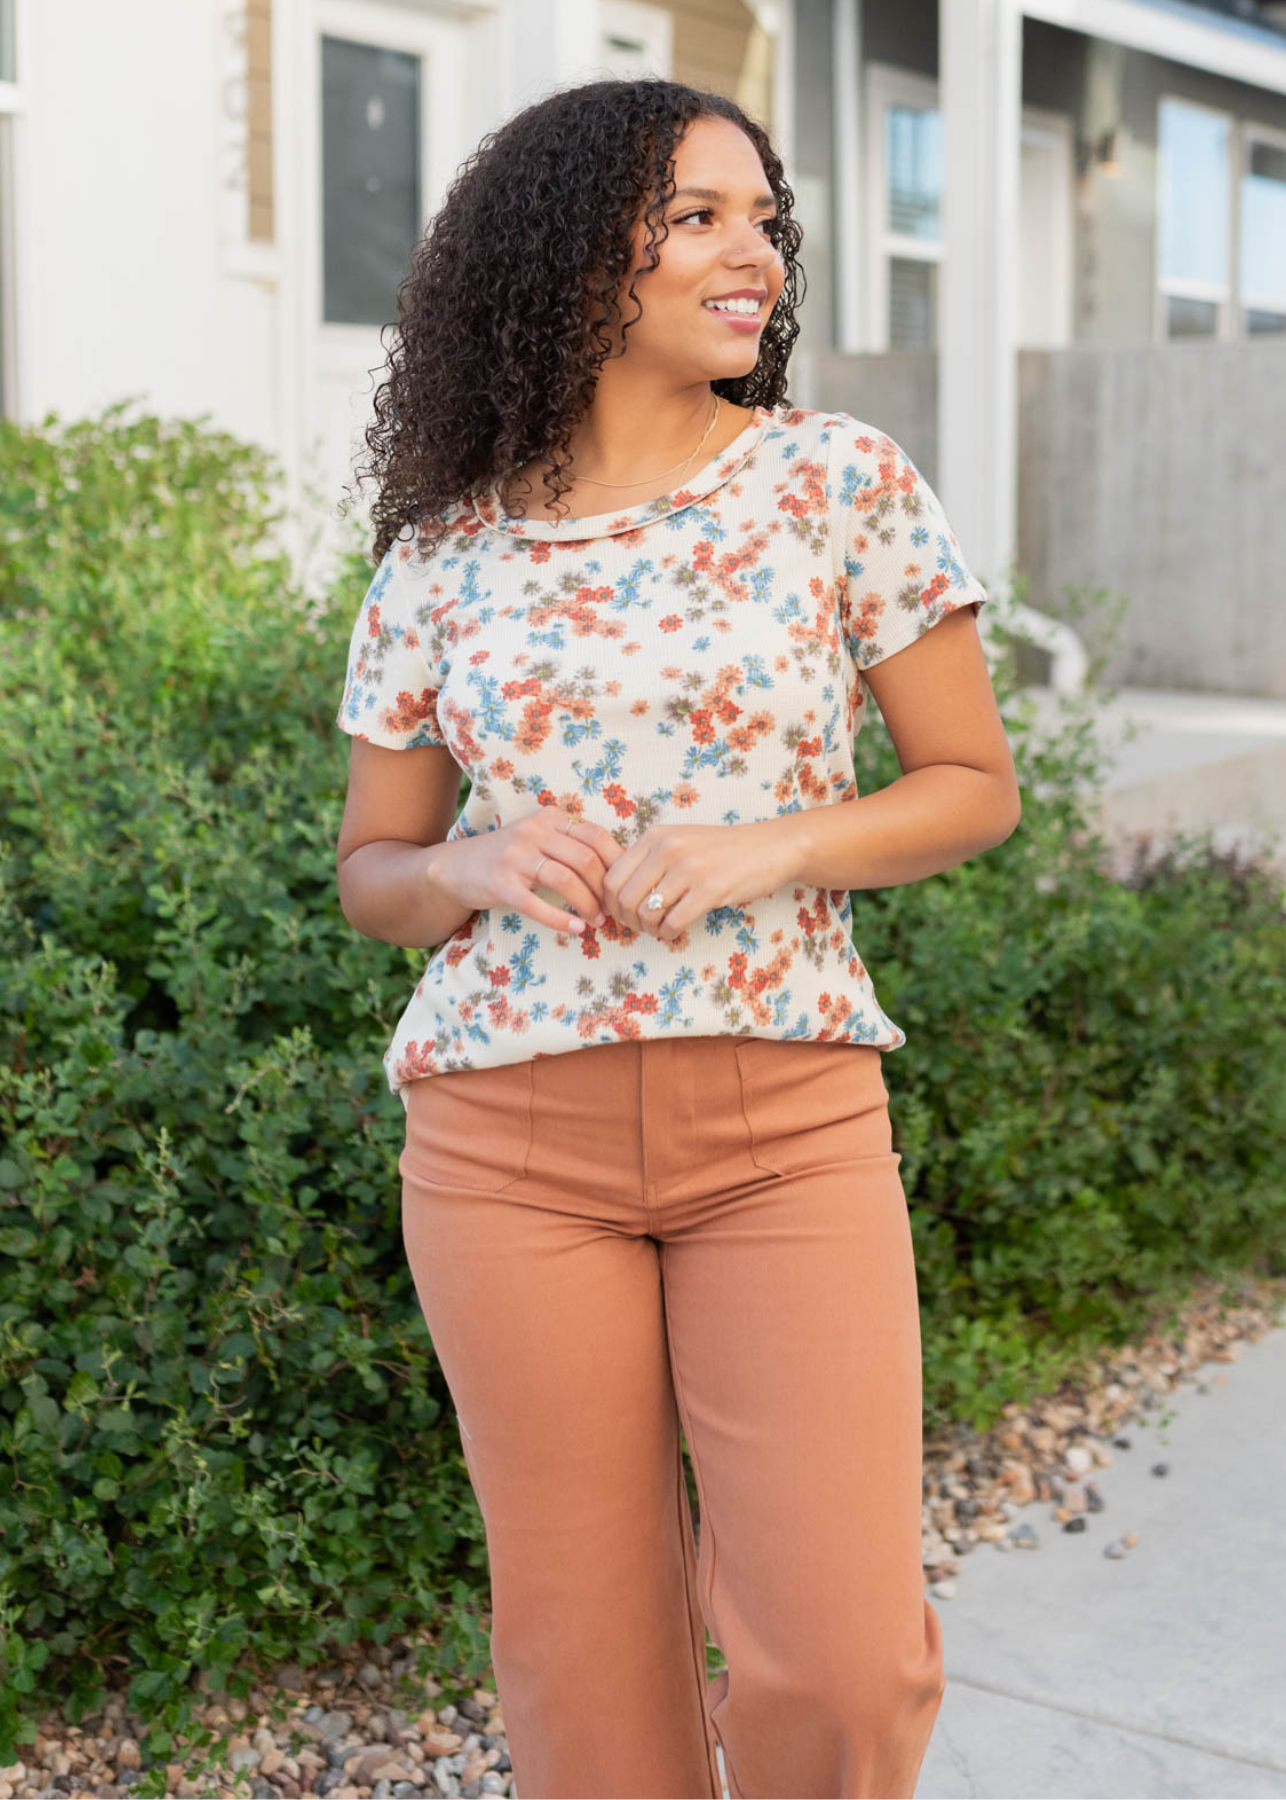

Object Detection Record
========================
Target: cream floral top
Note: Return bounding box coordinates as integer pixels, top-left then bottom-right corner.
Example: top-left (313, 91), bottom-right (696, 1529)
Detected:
top-left (336, 401), bottom-right (989, 1107)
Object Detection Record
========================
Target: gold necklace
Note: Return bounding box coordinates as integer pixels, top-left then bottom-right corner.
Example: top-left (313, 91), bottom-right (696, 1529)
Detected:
top-left (572, 395), bottom-right (721, 487)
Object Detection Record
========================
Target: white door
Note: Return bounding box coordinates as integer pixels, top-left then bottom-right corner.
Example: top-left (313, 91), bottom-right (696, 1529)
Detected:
top-left (1018, 108), bottom-right (1073, 348)
top-left (305, 1), bottom-right (475, 580)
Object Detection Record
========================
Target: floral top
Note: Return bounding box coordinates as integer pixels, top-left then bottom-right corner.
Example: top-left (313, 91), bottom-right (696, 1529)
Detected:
top-left (336, 401), bottom-right (989, 1108)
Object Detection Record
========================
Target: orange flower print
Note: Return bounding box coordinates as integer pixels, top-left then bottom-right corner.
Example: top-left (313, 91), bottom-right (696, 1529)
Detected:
top-left (335, 402), bottom-right (990, 1099)
top-left (383, 687), bottom-right (442, 739)
top-left (601, 782), bottom-right (636, 820)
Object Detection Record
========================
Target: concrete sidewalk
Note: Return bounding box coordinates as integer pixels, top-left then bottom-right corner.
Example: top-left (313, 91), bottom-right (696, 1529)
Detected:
top-left (916, 1320), bottom-right (1286, 1798)
top-left (1019, 683), bottom-right (1286, 878)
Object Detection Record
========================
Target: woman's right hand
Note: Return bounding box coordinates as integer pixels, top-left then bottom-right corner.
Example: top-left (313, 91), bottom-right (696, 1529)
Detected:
top-left (429, 809), bottom-right (622, 935)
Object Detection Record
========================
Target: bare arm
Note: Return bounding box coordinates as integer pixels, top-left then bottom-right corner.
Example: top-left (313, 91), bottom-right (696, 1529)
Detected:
top-left (335, 739), bottom-right (615, 948)
top-left (335, 741), bottom-right (474, 949)
top-left (778, 606), bottom-right (1021, 889)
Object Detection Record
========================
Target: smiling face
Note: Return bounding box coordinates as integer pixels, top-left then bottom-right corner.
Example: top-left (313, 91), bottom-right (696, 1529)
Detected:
top-left (608, 114), bottom-right (787, 380)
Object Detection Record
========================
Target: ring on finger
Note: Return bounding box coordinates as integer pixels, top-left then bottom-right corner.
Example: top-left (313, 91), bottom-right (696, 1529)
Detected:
top-left (638, 879), bottom-right (684, 936)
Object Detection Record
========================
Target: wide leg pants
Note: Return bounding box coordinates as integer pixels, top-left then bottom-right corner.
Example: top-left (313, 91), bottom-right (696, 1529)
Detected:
top-left (399, 1035), bottom-right (945, 1800)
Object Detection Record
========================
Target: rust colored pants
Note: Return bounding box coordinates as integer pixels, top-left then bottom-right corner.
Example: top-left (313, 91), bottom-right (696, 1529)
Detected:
top-left (399, 1035), bottom-right (944, 1800)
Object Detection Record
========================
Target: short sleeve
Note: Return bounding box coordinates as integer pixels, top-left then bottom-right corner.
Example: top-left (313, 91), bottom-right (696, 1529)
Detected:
top-left (827, 413), bottom-right (989, 672)
top-left (335, 530), bottom-right (450, 750)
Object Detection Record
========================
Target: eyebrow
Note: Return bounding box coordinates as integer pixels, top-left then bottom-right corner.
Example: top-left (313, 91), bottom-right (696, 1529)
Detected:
top-left (670, 186), bottom-right (778, 208)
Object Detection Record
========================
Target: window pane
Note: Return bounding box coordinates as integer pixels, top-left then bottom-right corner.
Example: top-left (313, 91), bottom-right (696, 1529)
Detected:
top-left (1166, 293), bottom-right (1219, 338)
top-left (0, 0), bottom-right (14, 83)
top-left (322, 36), bottom-right (420, 328)
top-left (1158, 99), bottom-right (1229, 289)
top-left (1240, 139), bottom-right (1286, 310)
top-left (886, 106), bottom-right (941, 240)
top-left (1245, 308), bottom-right (1286, 337)
top-left (889, 256), bottom-right (936, 350)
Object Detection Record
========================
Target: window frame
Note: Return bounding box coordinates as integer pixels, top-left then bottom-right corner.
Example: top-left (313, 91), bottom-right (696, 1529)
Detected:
top-left (860, 60), bottom-right (1071, 355)
top-left (863, 62), bottom-right (942, 354)
top-left (1238, 114), bottom-right (1286, 334)
top-left (310, 0), bottom-right (467, 366)
top-left (1154, 92), bottom-right (1236, 341)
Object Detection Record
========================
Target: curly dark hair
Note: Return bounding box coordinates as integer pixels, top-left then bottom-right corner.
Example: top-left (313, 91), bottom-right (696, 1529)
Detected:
top-left (346, 77), bottom-right (806, 564)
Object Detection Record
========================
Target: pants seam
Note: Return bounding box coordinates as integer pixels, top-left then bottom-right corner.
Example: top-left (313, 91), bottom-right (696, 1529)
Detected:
top-left (662, 1248), bottom-right (737, 1800)
top-left (673, 1433), bottom-right (721, 1800)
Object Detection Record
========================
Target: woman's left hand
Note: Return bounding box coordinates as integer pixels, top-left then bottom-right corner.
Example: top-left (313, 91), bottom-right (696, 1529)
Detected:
top-left (563, 818), bottom-right (804, 941)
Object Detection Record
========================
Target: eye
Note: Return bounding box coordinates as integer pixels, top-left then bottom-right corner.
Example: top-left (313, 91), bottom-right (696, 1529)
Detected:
top-left (673, 207), bottom-right (779, 235)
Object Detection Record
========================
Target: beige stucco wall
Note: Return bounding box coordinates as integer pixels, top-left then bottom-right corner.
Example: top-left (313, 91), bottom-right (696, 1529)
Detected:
top-left (658, 0), bottom-right (775, 129)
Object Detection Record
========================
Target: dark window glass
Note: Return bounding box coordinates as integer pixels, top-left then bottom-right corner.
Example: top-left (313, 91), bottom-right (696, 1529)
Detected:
top-left (1166, 293), bottom-right (1219, 338)
top-left (1245, 308), bottom-right (1286, 336)
top-left (889, 256), bottom-right (937, 350)
top-left (321, 36), bottom-right (420, 327)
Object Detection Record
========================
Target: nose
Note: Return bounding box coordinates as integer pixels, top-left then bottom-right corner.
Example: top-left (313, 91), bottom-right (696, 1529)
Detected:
top-left (728, 224), bottom-right (778, 277)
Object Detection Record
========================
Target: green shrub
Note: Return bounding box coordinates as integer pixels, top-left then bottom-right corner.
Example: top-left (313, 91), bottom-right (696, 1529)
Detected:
top-left (1, 402), bottom-right (1283, 1775)
top-left (0, 404), bottom-right (485, 1781)
top-left (854, 607), bottom-right (1286, 1432)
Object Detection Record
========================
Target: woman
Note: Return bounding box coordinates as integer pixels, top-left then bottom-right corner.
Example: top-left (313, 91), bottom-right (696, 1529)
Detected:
top-left (335, 77), bottom-right (1020, 1800)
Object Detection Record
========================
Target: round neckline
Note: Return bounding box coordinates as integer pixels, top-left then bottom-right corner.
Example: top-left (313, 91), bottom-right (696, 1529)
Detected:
top-left (471, 401), bottom-right (782, 540)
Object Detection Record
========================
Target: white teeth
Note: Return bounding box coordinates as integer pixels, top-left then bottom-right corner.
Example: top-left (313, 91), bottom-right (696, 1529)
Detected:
top-left (704, 297), bottom-right (761, 316)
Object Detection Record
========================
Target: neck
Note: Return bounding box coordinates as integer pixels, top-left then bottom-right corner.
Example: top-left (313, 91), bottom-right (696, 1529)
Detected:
top-left (563, 379), bottom-right (722, 485)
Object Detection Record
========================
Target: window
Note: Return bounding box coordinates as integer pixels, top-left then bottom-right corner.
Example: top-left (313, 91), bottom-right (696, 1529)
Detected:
top-left (862, 69), bottom-right (945, 355)
top-left (884, 102), bottom-right (942, 350)
top-left (1157, 96), bottom-right (1233, 339)
top-left (321, 35), bottom-right (421, 328)
top-left (1157, 97), bottom-right (1286, 342)
top-left (1240, 131), bottom-right (1286, 336)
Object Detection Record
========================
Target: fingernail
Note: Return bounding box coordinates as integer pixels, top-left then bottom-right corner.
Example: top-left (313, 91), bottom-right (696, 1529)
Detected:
top-left (593, 910), bottom-right (607, 926)
top-left (570, 916), bottom-right (585, 932)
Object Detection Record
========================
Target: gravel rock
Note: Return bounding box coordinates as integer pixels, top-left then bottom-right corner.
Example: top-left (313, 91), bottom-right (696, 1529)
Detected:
top-left (6, 1272), bottom-right (1281, 1800)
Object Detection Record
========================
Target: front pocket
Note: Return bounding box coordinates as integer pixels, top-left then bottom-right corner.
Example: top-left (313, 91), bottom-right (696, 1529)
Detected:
top-left (399, 1060), bottom-right (535, 1193)
top-left (733, 1037), bottom-right (892, 1177)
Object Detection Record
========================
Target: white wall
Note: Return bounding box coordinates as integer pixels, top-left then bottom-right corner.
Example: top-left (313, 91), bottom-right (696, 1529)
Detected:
top-left (27, 0), bottom-right (281, 461)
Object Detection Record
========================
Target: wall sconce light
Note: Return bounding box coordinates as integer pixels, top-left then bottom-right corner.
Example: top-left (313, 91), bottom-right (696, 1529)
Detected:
top-left (1077, 125), bottom-right (1131, 179)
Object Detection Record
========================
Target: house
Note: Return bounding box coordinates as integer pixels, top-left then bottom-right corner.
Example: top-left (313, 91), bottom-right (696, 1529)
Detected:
top-left (0, 0), bottom-right (785, 589)
top-left (794, 0), bottom-right (1286, 702)
top-left (1, 0), bottom-right (1283, 702)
